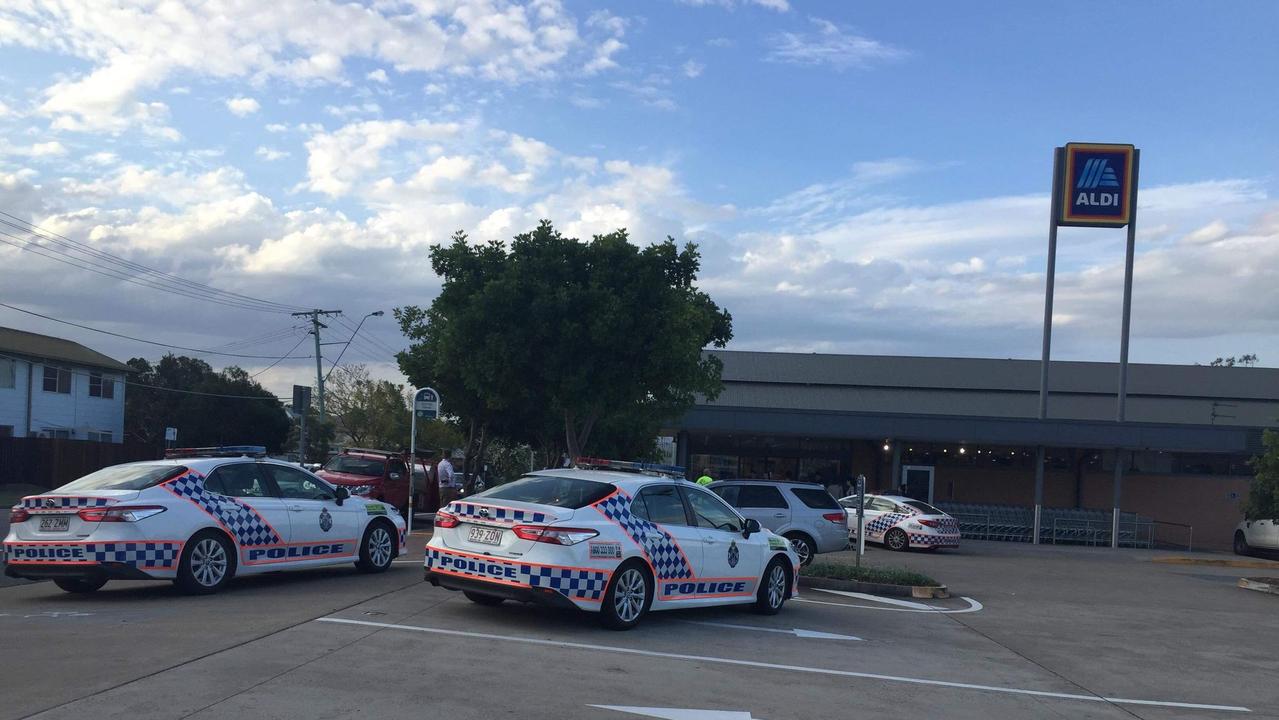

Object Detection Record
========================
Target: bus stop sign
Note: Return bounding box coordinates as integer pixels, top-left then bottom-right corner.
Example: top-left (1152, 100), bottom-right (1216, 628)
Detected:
top-left (414, 388), bottom-right (439, 420)
top-left (1059, 142), bottom-right (1135, 227)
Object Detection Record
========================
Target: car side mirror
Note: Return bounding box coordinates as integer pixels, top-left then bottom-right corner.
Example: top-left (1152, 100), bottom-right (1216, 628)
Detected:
top-left (743, 518), bottom-right (761, 538)
top-left (335, 486), bottom-right (350, 505)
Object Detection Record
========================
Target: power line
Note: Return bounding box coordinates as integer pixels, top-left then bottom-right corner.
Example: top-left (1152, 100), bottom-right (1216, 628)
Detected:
top-left (0, 210), bottom-right (308, 314)
top-left (0, 301), bottom-right (314, 360)
top-left (334, 314), bottom-right (401, 358)
top-left (211, 325), bottom-right (306, 351)
top-left (251, 333), bottom-right (311, 379)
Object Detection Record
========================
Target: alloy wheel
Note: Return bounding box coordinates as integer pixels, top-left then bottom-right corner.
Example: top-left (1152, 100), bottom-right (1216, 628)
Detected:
top-left (191, 538), bottom-right (228, 587)
top-left (767, 564), bottom-right (786, 609)
top-left (614, 568), bottom-right (646, 623)
top-left (789, 537), bottom-right (812, 564)
top-left (369, 527), bottom-right (393, 567)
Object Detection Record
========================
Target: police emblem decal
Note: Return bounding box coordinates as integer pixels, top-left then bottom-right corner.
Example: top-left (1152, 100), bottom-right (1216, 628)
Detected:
top-left (319, 508), bottom-right (333, 532)
top-left (44, 498), bottom-right (57, 509)
top-left (479, 507), bottom-right (490, 518)
top-left (727, 540), bottom-right (739, 568)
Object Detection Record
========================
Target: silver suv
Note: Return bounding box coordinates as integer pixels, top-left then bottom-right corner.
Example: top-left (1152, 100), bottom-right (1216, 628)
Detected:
top-left (707, 480), bottom-right (848, 565)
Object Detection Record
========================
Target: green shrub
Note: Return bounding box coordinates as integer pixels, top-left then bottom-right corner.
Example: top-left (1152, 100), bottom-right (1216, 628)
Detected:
top-left (1246, 430), bottom-right (1279, 520)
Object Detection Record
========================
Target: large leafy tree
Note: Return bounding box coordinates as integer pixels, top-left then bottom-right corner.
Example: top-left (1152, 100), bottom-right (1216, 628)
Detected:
top-left (1246, 430), bottom-right (1279, 520)
top-left (325, 363), bottom-right (413, 450)
top-left (125, 355), bottom-right (290, 452)
top-left (397, 220), bottom-right (732, 461)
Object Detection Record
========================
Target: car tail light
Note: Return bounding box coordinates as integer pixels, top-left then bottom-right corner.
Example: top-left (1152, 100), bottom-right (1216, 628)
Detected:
top-left (919, 518), bottom-right (941, 528)
top-left (512, 525), bottom-right (599, 545)
top-left (10, 506), bottom-right (30, 523)
top-left (434, 510), bottom-right (460, 528)
top-left (77, 506), bottom-right (167, 523)
top-left (823, 512), bottom-right (846, 524)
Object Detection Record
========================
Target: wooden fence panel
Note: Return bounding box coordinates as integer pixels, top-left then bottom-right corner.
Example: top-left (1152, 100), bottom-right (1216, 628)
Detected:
top-left (0, 437), bottom-right (162, 491)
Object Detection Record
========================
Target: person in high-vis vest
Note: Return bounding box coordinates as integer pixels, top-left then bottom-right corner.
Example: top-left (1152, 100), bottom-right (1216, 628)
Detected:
top-left (695, 469), bottom-right (713, 486)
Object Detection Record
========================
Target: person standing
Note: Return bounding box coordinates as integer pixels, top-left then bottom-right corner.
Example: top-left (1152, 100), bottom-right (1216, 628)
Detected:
top-left (696, 468), bottom-right (713, 486)
top-left (437, 450), bottom-right (456, 490)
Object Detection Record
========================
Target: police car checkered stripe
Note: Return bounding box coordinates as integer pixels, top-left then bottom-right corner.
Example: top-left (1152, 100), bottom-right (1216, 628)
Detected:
top-left (936, 517), bottom-right (960, 533)
top-left (592, 491), bottom-right (693, 581)
top-left (446, 502), bottom-right (548, 525)
top-left (22, 496), bottom-right (114, 510)
top-left (865, 512), bottom-right (912, 536)
top-left (162, 472), bottom-right (282, 546)
top-left (4, 541), bottom-right (181, 568)
top-left (424, 547), bottom-right (609, 601)
top-left (908, 533), bottom-right (959, 546)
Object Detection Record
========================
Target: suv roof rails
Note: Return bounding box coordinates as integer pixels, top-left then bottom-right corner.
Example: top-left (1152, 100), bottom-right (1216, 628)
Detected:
top-left (164, 445), bottom-right (267, 459)
top-left (341, 447), bottom-right (404, 458)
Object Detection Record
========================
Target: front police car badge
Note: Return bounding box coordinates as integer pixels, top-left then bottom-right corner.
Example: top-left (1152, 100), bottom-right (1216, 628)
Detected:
top-left (319, 508), bottom-right (333, 532)
top-left (727, 540), bottom-right (740, 568)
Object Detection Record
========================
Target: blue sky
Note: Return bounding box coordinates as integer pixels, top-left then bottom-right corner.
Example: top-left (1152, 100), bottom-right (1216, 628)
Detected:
top-left (1, 0), bottom-right (1277, 394)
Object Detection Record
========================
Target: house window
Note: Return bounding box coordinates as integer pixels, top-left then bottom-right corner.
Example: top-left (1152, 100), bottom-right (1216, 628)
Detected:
top-left (0, 358), bottom-right (14, 389)
top-left (44, 428), bottom-right (72, 440)
top-left (89, 371), bottom-right (115, 399)
top-left (42, 366), bottom-right (71, 394)
top-left (87, 430), bottom-right (113, 443)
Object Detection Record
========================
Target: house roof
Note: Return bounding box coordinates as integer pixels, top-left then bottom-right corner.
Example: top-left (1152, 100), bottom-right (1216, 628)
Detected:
top-left (0, 326), bottom-right (134, 373)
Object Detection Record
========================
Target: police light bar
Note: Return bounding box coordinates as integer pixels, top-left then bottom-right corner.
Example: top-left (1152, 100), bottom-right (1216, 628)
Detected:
top-left (164, 445), bottom-right (267, 459)
top-left (573, 457), bottom-right (687, 477)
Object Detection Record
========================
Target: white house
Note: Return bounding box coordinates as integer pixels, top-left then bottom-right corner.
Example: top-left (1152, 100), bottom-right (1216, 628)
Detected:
top-left (0, 326), bottom-right (131, 443)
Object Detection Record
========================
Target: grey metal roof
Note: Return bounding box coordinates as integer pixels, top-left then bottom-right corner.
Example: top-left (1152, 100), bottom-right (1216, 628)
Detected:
top-left (0, 326), bottom-right (134, 373)
top-left (710, 350), bottom-right (1279, 401)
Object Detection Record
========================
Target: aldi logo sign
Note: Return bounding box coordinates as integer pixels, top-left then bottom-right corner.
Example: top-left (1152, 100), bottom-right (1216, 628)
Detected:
top-left (1060, 143), bottom-right (1135, 227)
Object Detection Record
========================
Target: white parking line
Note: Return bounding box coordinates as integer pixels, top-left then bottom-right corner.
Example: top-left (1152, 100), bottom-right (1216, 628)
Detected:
top-left (675, 619), bottom-right (861, 641)
top-left (797, 595), bottom-right (983, 614)
top-left (811, 589), bottom-right (934, 609)
top-left (314, 617), bottom-right (1249, 713)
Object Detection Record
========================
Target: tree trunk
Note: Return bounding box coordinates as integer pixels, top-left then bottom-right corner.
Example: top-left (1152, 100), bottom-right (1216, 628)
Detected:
top-left (467, 423), bottom-right (487, 494)
top-left (563, 411), bottom-right (579, 460)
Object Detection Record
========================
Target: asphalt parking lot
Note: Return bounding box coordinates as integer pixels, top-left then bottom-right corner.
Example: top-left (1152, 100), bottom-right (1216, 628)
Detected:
top-left (2, 533), bottom-right (1275, 720)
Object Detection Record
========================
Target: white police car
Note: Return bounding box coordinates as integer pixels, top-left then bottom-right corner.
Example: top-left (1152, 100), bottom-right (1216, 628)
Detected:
top-left (4, 447), bottom-right (407, 594)
top-left (839, 493), bottom-right (960, 551)
top-left (423, 459), bottom-right (800, 630)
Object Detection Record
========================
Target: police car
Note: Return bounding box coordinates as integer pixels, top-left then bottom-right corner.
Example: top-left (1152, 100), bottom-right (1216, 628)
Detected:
top-left (3, 447), bottom-right (407, 594)
top-left (839, 493), bottom-right (961, 551)
top-left (423, 458), bottom-right (801, 630)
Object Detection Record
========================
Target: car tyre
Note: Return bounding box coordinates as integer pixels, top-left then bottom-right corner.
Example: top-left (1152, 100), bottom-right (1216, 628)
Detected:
top-left (463, 590), bottom-right (505, 606)
top-left (885, 528), bottom-right (909, 552)
top-left (752, 557), bottom-right (790, 615)
top-left (1234, 531), bottom-right (1251, 557)
top-left (356, 521), bottom-right (397, 573)
top-left (175, 530), bottom-right (236, 595)
top-left (599, 560), bottom-right (652, 631)
top-left (54, 577), bottom-right (107, 594)
top-left (784, 532), bottom-right (816, 566)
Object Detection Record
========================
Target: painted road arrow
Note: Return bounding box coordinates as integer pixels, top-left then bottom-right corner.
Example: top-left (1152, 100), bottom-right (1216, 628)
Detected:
top-left (591, 706), bottom-right (762, 719)
top-left (676, 619), bottom-right (861, 641)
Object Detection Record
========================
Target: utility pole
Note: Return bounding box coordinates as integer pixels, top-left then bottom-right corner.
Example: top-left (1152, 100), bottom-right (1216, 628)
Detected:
top-left (291, 309), bottom-right (342, 423)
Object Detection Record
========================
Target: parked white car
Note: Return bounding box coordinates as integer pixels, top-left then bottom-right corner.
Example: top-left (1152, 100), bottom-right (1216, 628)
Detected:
top-left (424, 461), bottom-right (800, 630)
top-left (4, 447), bottom-right (406, 594)
top-left (839, 493), bottom-right (961, 551)
top-left (1234, 518), bottom-right (1279, 555)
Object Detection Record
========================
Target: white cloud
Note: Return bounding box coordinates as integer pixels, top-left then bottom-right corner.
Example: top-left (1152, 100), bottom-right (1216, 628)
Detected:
top-left (255, 146), bottom-right (290, 161)
top-left (325, 103), bottom-right (382, 118)
top-left (303, 119), bottom-right (462, 197)
top-left (226, 97), bottom-right (261, 117)
top-left (265, 123), bottom-right (289, 133)
top-left (584, 38), bottom-right (626, 75)
top-left (1, 140), bottom-right (69, 158)
top-left (366, 68), bottom-right (389, 84)
top-left (0, 0), bottom-right (603, 133)
top-left (767, 18), bottom-right (906, 70)
top-left (682, 60), bottom-right (705, 78)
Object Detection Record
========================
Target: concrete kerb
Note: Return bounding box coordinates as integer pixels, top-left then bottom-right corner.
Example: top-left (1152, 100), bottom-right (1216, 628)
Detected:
top-left (1152, 555), bottom-right (1279, 570)
top-left (1237, 576), bottom-right (1279, 596)
top-left (799, 574), bottom-right (950, 599)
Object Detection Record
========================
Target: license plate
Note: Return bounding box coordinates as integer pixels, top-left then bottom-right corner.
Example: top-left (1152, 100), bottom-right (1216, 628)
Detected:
top-left (39, 516), bottom-right (71, 532)
top-left (468, 526), bottom-right (503, 545)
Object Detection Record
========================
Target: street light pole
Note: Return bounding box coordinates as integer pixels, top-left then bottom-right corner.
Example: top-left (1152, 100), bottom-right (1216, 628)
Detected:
top-left (292, 308), bottom-right (343, 423)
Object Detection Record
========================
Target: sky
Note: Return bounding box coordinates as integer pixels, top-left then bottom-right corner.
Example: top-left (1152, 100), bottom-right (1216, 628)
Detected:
top-left (1, 0), bottom-right (1277, 398)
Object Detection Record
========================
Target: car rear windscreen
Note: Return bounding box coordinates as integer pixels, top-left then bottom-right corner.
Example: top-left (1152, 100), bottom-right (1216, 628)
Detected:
top-left (470, 475), bottom-right (614, 509)
top-left (323, 456), bottom-right (384, 476)
top-left (903, 500), bottom-right (945, 515)
top-left (56, 464), bottom-right (184, 492)
top-left (790, 488), bottom-right (840, 509)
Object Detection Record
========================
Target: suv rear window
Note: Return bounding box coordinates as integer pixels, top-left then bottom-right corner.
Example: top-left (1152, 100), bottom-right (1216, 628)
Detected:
top-left (56, 464), bottom-right (184, 492)
top-left (736, 484), bottom-right (788, 509)
top-left (789, 487), bottom-right (840, 509)
top-left (472, 475), bottom-right (614, 509)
